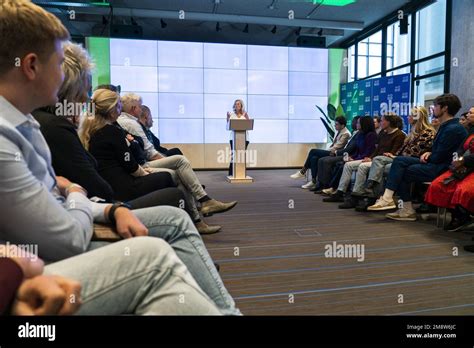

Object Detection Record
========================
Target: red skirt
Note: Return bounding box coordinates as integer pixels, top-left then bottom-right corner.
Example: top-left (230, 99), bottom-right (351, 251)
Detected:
top-left (425, 170), bottom-right (474, 212)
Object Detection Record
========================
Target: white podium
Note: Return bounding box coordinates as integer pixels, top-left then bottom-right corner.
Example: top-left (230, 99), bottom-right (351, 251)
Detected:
top-left (226, 119), bottom-right (254, 184)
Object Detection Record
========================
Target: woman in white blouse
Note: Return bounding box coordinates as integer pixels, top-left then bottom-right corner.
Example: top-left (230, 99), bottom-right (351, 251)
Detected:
top-left (227, 99), bottom-right (250, 176)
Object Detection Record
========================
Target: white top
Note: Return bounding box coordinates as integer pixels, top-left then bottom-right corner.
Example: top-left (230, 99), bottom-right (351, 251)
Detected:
top-left (227, 111), bottom-right (250, 141)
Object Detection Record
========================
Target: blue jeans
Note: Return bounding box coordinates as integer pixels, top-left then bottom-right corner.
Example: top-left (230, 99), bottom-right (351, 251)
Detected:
top-left (304, 149), bottom-right (331, 180)
top-left (385, 156), bottom-right (445, 202)
top-left (46, 237), bottom-right (221, 315)
top-left (89, 206), bottom-right (240, 315)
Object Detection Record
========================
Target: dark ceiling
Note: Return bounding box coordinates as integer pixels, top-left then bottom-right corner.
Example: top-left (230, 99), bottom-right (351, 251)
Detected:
top-left (36, 0), bottom-right (412, 47)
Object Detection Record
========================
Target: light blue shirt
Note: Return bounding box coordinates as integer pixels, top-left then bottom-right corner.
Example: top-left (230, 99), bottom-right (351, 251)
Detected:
top-left (0, 96), bottom-right (107, 262)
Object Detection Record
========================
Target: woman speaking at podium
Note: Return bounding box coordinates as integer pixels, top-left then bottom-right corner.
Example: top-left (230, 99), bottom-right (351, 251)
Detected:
top-left (227, 99), bottom-right (250, 176)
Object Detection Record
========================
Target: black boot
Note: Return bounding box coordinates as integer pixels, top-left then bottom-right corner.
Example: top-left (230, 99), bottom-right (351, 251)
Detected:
top-left (323, 190), bottom-right (344, 202)
top-left (338, 194), bottom-right (358, 209)
top-left (355, 197), bottom-right (377, 212)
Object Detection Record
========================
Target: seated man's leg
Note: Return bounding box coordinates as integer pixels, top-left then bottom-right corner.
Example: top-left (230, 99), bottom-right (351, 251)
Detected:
top-left (385, 156), bottom-right (421, 194)
top-left (127, 187), bottom-right (184, 210)
top-left (368, 156), bottom-right (394, 185)
top-left (303, 149), bottom-right (319, 170)
top-left (309, 149), bottom-right (331, 180)
top-left (45, 237), bottom-right (221, 315)
top-left (146, 155), bottom-right (206, 200)
top-left (352, 161), bottom-right (372, 194)
top-left (147, 155), bottom-right (236, 216)
top-left (337, 160), bottom-right (362, 193)
top-left (132, 206), bottom-right (240, 315)
top-left (318, 156), bottom-right (341, 188)
top-left (385, 163), bottom-right (437, 221)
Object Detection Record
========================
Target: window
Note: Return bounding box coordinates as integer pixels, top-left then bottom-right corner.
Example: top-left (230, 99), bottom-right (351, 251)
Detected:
top-left (414, 74), bottom-right (444, 108)
top-left (387, 16), bottom-right (411, 70)
top-left (356, 30), bottom-right (382, 79)
top-left (415, 56), bottom-right (445, 77)
top-left (348, 45), bottom-right (355, 82)
top-left (416, 0), bottom-right (446, 60)
top-left (344, 0), bottom-right (448, 105)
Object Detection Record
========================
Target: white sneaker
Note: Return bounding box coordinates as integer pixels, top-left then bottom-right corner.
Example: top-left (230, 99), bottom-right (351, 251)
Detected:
top-left (367, 197), bottom-right (396, 211)
top-left (322, 187), bottom-right (336, 195)
top-left (290, 170), bottom-right (306, 179)
top-left (301, 181), bottom-right (316, 189)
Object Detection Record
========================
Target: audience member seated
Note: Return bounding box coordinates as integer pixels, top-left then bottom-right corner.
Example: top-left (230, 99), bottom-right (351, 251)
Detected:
top-left (336, 113), bottom-right (406, 209)
top-left (315, 116), bottom-right (361, 194)
top-left (323, 116), bottom-right (378, 203)
top-left (117, 93), bottom-right (237, 215)
top-left (373, 115), bottom-right (382, 134)
top-left (138, 105), bottom-right (183, 157)
top-left (0, 7), bottom-right (240, 315)
top-left (367, 94), bottom-right (468, 221)
top-left (431, 116), bottom-right (440, 131)
top-left (80, 89), bottom-right (236, 234)
top-left (459, 111), bottom-right (469, 130)
top-left (362, 107), bottom-right (435, 205)
top-left (0, 239), bottom-right (221, 315)
top-left (424, 106), bottom-right (474, 231)
top-left (291, 116), bottom-right (350, 191)
top-left (32, 42), bottom-right (188, 217)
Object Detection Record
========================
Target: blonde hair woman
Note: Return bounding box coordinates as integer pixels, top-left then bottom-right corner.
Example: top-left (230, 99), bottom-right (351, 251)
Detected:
top-left (227, 99), bottom-right (250, 176)
top-left (365, 107), bottom-right (437, 208)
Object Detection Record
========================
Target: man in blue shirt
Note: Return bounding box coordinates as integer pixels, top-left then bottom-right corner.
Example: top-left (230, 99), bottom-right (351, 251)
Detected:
top-left (368, 94), bottom-right (468, 221)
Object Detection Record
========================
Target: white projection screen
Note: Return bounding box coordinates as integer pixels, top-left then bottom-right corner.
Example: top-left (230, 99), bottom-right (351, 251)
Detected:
top-left (108, 39), bottom-right (329, 144)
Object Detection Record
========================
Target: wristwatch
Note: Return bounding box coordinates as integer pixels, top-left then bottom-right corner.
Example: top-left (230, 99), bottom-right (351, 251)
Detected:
top-left (108, 202), bottom-right (132, 224)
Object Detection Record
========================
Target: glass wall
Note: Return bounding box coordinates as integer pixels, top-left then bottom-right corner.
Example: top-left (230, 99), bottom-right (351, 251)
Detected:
top-left (345, 0), bottom-right (448, 106)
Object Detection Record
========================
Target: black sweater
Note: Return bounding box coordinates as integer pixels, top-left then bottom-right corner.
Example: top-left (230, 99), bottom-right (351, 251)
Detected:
top-left (33, 109), bottom-right (114, 201)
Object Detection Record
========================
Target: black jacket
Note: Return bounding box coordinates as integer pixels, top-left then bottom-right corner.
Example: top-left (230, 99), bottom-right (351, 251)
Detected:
top-left (32, 109), bottom-right (115, 201)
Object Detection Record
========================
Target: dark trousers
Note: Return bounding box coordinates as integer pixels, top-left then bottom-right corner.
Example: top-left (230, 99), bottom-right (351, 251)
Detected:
top-left (317, 155), bottom-right (344, 188)
top-left (303, 149), bottom-right (331, 180)
top-left (328, 161), bottom-right (345, 189)
top-left (164, 148), bottom-right (183, 156)
top-left (385, 156), bottom-right (447, 201)
top-left (127, 187), bottom-right (193, 219)
top-left (229, 140), bottom-right (250, 176)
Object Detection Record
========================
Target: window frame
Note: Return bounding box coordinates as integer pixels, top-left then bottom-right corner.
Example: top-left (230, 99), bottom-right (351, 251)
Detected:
top-left (340, 0), bottom-right (451, 104)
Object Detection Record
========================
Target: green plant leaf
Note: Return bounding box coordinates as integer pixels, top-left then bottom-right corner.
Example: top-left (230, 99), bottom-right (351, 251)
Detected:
top-left (327, 104), bottom-right (336, 121)
top-left (320, 117), bottom-right (335, 141)
top-left (336, 104), bottom-right (345, 117)
top-left (315, 105), bottom-right (327, 120)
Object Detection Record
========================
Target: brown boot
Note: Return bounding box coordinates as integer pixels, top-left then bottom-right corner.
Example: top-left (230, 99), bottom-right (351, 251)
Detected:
top-left (200, 199), bottom-right (238, 216)
top-left (195, 220), bottom-right (221, 235)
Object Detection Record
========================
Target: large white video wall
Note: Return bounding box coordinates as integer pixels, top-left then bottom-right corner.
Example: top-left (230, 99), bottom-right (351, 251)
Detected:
top-left (109, 39), bottom-right (329, 143)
